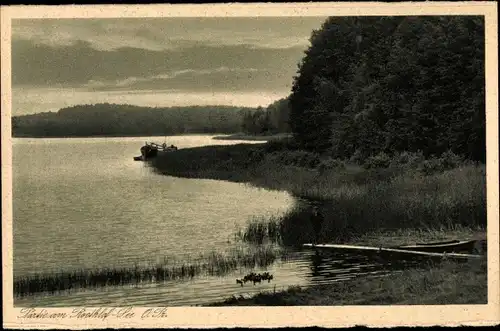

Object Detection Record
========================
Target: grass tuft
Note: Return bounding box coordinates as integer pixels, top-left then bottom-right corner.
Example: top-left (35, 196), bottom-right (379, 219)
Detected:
top-left (14, 246), bottom-right (289, 297)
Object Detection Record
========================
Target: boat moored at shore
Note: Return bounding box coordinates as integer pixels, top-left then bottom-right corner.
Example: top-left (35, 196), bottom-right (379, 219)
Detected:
top-left (134, 141), bottom-right (178, 161)
top-left (303, 238), bottom-right (486, 260)
top-left (394, 239), bottom-right (483, 254)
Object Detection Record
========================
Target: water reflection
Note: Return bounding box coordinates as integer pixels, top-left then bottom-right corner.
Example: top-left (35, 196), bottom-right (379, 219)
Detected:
top-left (303, 249), bottom-right (424, 286)
top-left (15, 246), bottom-right (445, 307)
top-left (12, 136), bottom-right (449, 307)
top-left (13, 136), bottom-right (294, 277)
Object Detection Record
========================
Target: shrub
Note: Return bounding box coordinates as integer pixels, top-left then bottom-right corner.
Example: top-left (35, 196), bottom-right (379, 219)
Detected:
top-left (419, 150), bottom-right (465, 175)
top-left (348, 149), bottom-right (365, 165)
top-left (440, 150), bottom-right (464, 169)
top-left (273, 150), bottom-right (321, 168)
top-left (318, 158), bottom-right (346, 172)
top-left (363, 152), bottom-right (392, 169)
top-left (264, 138), bottom-right (298, 152)
top-left (248, 148), bottom-right (265, 162)
top-left (390, 151), bottom-right (426, 168)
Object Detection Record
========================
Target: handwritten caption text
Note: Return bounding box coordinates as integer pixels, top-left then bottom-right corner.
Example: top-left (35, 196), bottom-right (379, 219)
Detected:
top-left (17, 307), bottom-right (168, 320)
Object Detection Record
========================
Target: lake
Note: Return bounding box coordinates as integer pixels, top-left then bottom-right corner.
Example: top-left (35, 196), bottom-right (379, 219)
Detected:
top-left (12, 135), bottom-right (414, 306)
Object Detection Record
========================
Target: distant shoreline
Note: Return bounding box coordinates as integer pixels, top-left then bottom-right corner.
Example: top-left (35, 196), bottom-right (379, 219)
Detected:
top-left (12, 132), bottom-right (292, 141)
top-left (11, 103), bottom-right (254, 138)
top-left (12, 133), bottom-right (236, 139)
top-left (212, 133), bottom-right (291, 141)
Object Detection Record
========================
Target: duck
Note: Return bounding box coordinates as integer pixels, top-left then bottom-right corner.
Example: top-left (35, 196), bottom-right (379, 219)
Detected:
top-left (240, 272), bottom-right (274, 285)
top-left (243, 272), bottom-right (257, 283)
top-left (263, 274), bottom-right (274, 283)
top-left (252, 275), bottom-right (262, 285)
top-left (259, 272), bottom-right (274, 282)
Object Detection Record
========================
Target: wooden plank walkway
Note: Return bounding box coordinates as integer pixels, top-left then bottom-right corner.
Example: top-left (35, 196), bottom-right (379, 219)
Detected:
top-left (302, 243), bottom-right (483, 260)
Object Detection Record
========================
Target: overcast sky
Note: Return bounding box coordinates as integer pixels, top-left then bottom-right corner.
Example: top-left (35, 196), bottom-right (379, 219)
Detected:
top-left (11, 17), bottom-right (327, 114)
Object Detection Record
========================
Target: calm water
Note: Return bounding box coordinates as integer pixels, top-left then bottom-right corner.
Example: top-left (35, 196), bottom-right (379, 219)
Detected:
top-left (13, 136), bottom-right (290, 275)
top-left (13, 135), bottom-right (415, 306)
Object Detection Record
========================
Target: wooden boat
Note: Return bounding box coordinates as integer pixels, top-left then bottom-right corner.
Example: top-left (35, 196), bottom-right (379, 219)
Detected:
top-left (394, 239), bottom-right (479, 253)
top-left (302, 243), bottom-right (483, 261)
top-left (416, 240), bottom-right (460, 245)
top-left (140, 143), bottom-right (158, 159)
top-left (134, 142), bottom-right (178, 161)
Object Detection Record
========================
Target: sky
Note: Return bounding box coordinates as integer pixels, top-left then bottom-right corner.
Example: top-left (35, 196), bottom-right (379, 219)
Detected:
top-left (11, 17), bottom-right (327, 115)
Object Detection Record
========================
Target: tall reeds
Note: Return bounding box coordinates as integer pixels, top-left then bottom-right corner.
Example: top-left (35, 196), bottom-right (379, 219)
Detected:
top-left (14, 246), bottom-right (287, 297)
top-left (236, 165), bottom-right (486, 246)
top-left (150, 145), bottom-right (486, 239)
top-left (236, 216), bottom-right (283, 244)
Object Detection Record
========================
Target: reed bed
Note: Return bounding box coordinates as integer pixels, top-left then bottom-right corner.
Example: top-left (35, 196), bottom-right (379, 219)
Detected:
top-left (14, 246), bottom-right (288, 297)
top-left (236, 216), bottom-right (283, 245)
top-left (151, 144), bottom-right (486, 245)
top-left (235, 165), bottom-right (486, 247)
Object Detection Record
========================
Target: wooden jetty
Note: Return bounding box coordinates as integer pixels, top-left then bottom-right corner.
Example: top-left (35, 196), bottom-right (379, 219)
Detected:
top-left (302, 243), bottom-right (483, 260)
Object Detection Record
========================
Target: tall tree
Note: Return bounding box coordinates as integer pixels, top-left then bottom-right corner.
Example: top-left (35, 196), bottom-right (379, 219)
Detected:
top-left (288, 16), bottom-right (485, 162)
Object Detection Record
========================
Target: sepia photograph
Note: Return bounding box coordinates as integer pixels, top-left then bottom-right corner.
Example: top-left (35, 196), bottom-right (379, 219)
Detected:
top-left (2, 2), bottom-right (499, 328)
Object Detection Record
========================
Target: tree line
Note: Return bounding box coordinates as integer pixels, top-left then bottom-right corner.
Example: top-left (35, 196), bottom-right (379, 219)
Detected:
top-left (13, 99), bottom-right (293, 138)
top-left (288, 16), bottom-right (485, 162)
top-left (12, 103), bottom-right (254, 137)
top-left (240, 97), bottom-right (291, 135)
top-left (13, 16), bottom-right (486, 162)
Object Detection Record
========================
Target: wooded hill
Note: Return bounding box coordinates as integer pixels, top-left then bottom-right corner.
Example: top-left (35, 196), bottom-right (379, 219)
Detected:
top-left (12, 103), bottom-right (253, 137)
top-left (13, 16), bottom-right (486, 163)
top-left (240, 97), bottom-right (291, 135)
top-left (288, 16), bottom-right (485, 162)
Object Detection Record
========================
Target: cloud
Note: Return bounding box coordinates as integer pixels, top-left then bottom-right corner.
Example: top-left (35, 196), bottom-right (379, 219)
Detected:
top-left (11, 17), bottom-right (327, 104)
top-left (12, 38), bottom-right (305, 92)
top-left (12, 17), bottom-right (326, 51)
top-left (85, 67), bottom-right (263, 90)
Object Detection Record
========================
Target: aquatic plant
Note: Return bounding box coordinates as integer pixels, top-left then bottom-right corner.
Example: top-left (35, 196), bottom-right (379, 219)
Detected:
top-left (14, 246), bottom-right (289, 297)
top-left (151, 142), bottom-right (486, 245)
top-left (236, 216), bottom-right (283, 245)
top-left (236, 164), bottom-right (486, 247)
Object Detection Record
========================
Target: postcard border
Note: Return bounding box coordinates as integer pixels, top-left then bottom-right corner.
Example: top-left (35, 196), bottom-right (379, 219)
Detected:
top-left (2, 2), bottom-right (499, 328)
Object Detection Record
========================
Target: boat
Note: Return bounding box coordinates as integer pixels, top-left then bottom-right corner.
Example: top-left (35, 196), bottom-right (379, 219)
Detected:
top-left (134, 141), bottom-right (178, 161)
top-left (415, 239), bottom-right (460, 246)
top-left (302, 243), bottom-right (483, 260)
top-left (394, 239), bottom-right (480, 253)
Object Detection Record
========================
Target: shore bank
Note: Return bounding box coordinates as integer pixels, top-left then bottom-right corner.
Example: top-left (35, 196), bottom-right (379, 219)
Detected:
top-left (209, 258), bottom-right (487, 306)
top-left (150, 143), bottom-right (486, 243)
top-left (213, 133), bottom-right (292, 141)
top-left (150, 142), bottom-right (487, 306)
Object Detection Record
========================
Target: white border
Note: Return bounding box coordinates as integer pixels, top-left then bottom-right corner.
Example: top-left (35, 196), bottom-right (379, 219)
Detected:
top-left (2, 2), bottom-right (499, 328)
